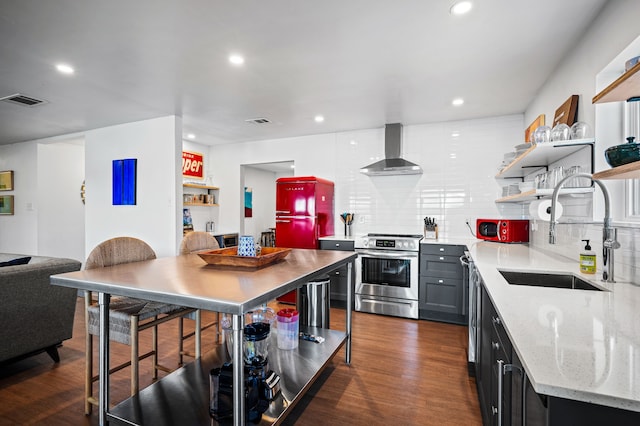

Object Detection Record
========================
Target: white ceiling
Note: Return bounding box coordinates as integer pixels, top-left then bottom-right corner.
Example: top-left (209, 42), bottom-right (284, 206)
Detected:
top-left (0, 0), bottom-right (608, 147)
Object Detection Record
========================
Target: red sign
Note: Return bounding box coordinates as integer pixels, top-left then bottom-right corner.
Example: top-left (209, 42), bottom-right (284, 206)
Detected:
top-left (182, 150), bottom-right (204, 179)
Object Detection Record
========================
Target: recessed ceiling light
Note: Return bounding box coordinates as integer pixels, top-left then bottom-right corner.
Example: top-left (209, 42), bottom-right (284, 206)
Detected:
top-left (229, 54), bottom-right (245, 66)
top-left (314, 115), bottom-right (325, 123)
top-left (451, 131), bottom-right (461, 137)
top-left (186, 133), bottom-right (196, 139)
top-left (55, 63), bottom-right (75, 75)
top-left (450, 1), bottom-right (473, 15)
top-left (452, 98), bottom-right (465, 106)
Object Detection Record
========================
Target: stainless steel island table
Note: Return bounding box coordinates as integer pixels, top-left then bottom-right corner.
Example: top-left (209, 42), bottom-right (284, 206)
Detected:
top-left (51, 249), bottom-right (356, 426)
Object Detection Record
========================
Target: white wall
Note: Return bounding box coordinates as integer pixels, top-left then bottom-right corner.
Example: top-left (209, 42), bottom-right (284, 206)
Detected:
top-left (212, 115), bottom-right (523, 238)
top-left (84, 116), bottom-right (182, 258)
top-left (0, 137), bottom-right (85, 260)
top-left (524, 0), bottom-right (640, 136)
top-left (0, 142), bottom-right (38, 254)
top-left (37, 140), bottom-right (85, 260)
top-left (523, 1), bottom-right (640, 282)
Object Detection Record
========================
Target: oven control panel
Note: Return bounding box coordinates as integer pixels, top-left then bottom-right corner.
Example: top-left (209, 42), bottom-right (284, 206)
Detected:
top-left (355, 235), bottom-right (421, 251)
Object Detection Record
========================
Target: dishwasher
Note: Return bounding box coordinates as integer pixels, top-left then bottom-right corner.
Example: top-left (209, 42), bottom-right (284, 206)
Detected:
top-left (460, 251), bottom-right (480, 377)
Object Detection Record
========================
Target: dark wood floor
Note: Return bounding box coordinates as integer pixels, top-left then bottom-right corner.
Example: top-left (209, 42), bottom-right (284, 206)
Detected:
top-left (0, 298), bottom-right (481, 425)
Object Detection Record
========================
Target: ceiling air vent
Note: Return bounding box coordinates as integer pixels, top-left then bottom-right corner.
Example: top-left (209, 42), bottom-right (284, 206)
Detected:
top-left (245, 117), bottom-right (271, 124)
top-left (0, 93), bottom-right (48, 107)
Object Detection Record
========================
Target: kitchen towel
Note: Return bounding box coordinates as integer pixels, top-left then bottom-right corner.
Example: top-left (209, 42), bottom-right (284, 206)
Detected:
top-left (530, 199), bottom-right (563, 221)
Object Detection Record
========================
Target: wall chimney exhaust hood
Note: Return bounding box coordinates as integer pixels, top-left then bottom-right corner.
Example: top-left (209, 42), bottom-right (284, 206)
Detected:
top-left (360, 123), bottom-right (423, 176)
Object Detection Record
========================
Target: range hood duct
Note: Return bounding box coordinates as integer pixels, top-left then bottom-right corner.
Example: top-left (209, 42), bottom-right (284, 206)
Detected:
top-left (360, 123), bottom-right (423, 176)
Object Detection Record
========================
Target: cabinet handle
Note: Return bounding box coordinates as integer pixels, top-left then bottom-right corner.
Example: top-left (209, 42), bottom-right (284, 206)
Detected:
top-left (522, 370), bottom-right (528, 425)
top-left (498, 362), bottom-right (522, 426)
top-left (439, 256), bottom-right (444, 260)
top-left (439, 247), bottom-right (445, 252)
top-left (492, 341), bottom-right (500, 351)
top-left (492, 316), bottom-right (501, 326)
top-left (497, 359), bottom-right (504, 426)
top-left (438, 279), bottom-right (444, 284)
top-left (335, 243), bottom-right (340, 247)
top-left (491, 405), bottom-right (498, 416)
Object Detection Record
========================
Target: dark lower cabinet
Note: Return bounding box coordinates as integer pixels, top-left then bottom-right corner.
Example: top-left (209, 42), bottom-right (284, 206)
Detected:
top-left (478, 285), bottom-right (513, 426)
top-left (477, 285), bottom-right (492, 424)
top-left (319, 239), bottom-right (355, 309)
top-left (418, 244), bottom-right (467, 324)
top-left (477, 283), bottom-right (640, 426)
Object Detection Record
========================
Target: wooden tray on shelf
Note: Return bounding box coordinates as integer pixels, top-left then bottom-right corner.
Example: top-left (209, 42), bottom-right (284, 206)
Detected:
top-left (197, 246), bottom-right (292, 268)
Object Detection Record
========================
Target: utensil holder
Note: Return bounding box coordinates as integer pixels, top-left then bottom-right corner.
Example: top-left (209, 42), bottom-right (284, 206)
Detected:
top-left (345, 224), bottom-right (352, 237)
top-left (424, 225), bottom-right (438, 240)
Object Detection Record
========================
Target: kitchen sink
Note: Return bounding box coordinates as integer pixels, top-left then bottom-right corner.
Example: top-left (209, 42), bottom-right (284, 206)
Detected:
top-left (498, 270), bottom-right (603, 291)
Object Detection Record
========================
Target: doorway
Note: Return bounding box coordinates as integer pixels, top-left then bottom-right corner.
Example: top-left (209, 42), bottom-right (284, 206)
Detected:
top-left (239, 161), bottom-right (294, 242)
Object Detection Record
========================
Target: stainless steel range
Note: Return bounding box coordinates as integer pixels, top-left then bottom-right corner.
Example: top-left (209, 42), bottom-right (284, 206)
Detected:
top-left (355, 233), bottom-right (422, 319)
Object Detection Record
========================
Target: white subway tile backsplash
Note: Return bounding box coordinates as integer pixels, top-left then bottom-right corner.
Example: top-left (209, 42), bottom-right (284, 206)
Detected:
top-left (332, 115), bottom-right (523, 236)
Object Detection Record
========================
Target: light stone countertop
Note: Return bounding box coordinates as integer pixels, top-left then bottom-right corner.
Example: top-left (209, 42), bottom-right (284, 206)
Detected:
top-left (465, 240), bottom-right (640, 412)
top-left (335, 233), bottom-right (639, 410)
top-left (420, 235), bottom-right (477, 247)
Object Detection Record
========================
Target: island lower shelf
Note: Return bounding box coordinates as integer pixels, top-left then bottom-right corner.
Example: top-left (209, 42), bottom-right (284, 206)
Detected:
top-left (108, 327), bottom-right (347, 426)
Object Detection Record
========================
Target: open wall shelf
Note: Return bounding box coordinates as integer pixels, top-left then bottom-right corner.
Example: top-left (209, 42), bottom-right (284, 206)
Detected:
top-left (592, 61), bottom-right (640, 104)
top-left (591, 60), bottom-right (640, 179)
top-left (496, 139), bottom-right (595, 179)
top-left (593, 161), bottom-right (640, 180)
top-left (183, 183), bottom-right (219, 190)
top-left (495, 187), bottom-right (594, 203)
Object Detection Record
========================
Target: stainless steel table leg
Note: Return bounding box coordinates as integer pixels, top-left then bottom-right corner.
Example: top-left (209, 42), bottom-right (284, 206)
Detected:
top-left (232, 313), bottom-right (245, 426)
top-left (98, 292), bottom-right (111, 426)
top-left (346, 261), bottom-right (352, 365)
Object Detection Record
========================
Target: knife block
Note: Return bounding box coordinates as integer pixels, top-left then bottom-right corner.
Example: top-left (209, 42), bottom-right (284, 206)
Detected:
top-left (424, 225), bottom-right (438, 240)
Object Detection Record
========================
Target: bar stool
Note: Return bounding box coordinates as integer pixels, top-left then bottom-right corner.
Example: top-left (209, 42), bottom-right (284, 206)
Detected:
top-left (84, 237), bottom-right (199, 415)
top-left (178, 231), bottom-right (221, 364)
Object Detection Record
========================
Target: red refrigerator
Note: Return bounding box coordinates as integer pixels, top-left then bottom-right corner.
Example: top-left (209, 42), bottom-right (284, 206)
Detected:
top-left (275, 176), bottom-right (335, 303)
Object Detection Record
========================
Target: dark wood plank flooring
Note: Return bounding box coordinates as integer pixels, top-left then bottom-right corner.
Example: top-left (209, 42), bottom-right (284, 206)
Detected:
top-left (0, 298), bottom-right (480, 425)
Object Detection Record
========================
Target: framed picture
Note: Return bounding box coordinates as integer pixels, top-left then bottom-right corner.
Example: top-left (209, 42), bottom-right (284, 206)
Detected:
top-left (112, 159), bottom-right (137, 205)
top-left (182, 150), bottom-right (204, 180)
top-left (553, 95), bottom-right (579, 127)
top-left (183, 208), bottom-right (193, 231)
top-left (524, 115), bottom-right (545, 143)
top-left (0, 195), bottom-right (14, 215)
top-left (0, 170), bottom-right (14, 191)
top-left (244, 187), bottom-right (253, 217)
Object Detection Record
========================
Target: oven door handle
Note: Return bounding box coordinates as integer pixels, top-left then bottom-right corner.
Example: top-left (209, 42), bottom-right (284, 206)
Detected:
top-left (356, 250), bottom-right (418, 258)
top-left (360, 297), bottom-right (415, 307)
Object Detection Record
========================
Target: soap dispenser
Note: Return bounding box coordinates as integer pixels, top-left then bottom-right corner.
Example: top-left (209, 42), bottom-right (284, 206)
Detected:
top-left (580, 239), bottom-right (596, 274)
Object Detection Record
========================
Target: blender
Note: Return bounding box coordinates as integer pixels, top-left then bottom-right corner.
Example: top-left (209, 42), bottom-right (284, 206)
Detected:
top-left (211, 320), bottom-right (281, 422)
top-left (243, 322), bottom-right (270, 375)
